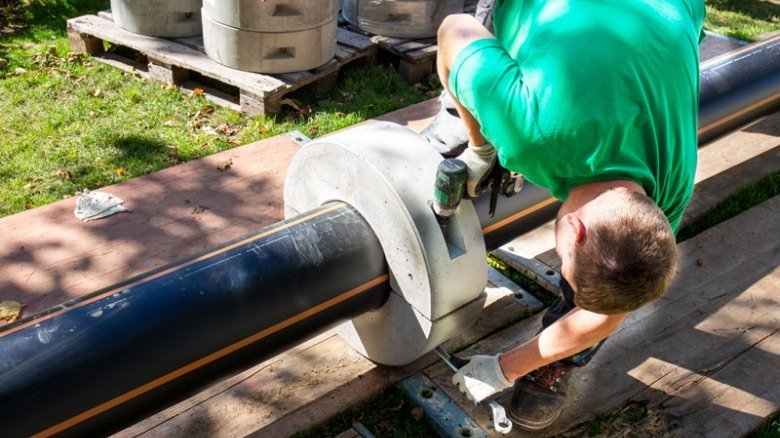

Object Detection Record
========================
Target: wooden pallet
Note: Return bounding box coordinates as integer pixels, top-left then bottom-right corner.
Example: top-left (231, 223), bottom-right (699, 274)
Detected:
top-left (66, 13), bottom-right (377, 116)
top-left (339, 0), bottom-right (480, 84)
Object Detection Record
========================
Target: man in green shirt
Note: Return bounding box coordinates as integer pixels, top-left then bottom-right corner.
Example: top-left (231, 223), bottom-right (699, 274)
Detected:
top-left (438, 0), bottom-right (705, 430)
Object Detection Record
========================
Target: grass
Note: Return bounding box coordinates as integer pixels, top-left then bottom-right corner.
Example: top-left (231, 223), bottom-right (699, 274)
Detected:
top-left (705, 0), bottom-right (780, 41)
top-left (749, 411), bottom-right (780, 438)
top-left (0, 0), bottom-right (437, 217)
top-left (677, 171), bottom-right (780, 241)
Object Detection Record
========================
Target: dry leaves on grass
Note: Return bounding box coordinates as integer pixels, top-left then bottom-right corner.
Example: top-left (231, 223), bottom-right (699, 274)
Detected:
top-left (0, 300), bottom-right (23, 323)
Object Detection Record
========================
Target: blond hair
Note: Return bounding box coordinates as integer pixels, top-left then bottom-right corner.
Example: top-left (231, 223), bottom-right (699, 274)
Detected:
top-left (571, 190), bottom-right (679, 314)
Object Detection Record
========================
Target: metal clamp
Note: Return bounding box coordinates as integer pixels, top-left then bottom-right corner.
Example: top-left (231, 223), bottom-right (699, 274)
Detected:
top-left (488, 401), bottom-right (512, 434)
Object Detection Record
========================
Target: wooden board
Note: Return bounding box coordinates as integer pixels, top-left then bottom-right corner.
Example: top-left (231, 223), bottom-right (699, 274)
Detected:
top-left (0, 135), bottom-right (301, 318)
top-left (67, 14), bottom-right (377, 115)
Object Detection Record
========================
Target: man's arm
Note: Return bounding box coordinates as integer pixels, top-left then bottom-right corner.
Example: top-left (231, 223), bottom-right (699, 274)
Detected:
top-left (499, 309), bottom-right (628, 382)
top-left (437, 14), bottom-right (494, 147)
top-left (451, 307), bottom-right (627, 403)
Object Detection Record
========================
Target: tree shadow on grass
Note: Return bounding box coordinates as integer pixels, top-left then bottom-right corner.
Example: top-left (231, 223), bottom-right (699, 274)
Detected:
top-left (707, 0), bottom-right (780, 22)
top-left (10, 0), bottom-right (108, 30)
top-left (111, 134), bottom-right (172, 168)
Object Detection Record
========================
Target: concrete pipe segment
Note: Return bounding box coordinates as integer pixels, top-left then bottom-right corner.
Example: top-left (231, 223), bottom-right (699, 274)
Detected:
top-left (202, 0), bottom-right (339, 73)
top-left (285, 122), bottom-right (489, 366)
top-left (342, 0), bottom-right (464, 39)
top-left (110, 0), bottom-right (203, 37)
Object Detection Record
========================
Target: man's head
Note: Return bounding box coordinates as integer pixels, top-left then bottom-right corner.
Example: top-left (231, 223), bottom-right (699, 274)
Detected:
top-left (555, 186), bottom-right (679, 314)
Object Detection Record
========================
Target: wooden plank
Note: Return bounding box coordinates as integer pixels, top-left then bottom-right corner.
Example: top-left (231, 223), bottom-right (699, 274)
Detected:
top-left (405, 44), bottom-right (438, 62)
top-left (0, 135), bottom-right (300, 319)
top-left (67, 15), bottom-right (288, 95)
top-left (147, 57), bottom-right (189, 86)
top-left (336, 27), bottom-right (376, 52)
top-left (398, 58), bottom-right (434, 84)
top-left (66, 25), bottom-right (105, 55)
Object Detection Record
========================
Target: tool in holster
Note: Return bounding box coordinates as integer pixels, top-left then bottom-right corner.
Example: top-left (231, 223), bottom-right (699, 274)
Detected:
top-left (434, 347), bottom-right (513, 434)
top-left (486, 162), bottom-right (525, 217)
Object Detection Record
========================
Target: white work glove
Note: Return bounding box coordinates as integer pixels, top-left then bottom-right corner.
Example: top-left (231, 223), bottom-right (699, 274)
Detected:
top-left (451, 354), bottom-right (513, 403)
top-left (456, 143), bottom-right (497, 198)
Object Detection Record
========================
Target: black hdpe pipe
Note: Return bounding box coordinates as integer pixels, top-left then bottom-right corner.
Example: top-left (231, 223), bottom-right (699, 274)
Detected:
top-left (698, 33), bottom-right (780, 143)
top-left (0, 203), bottom-right (390, 437)
top-left (2, 36), bottom-right (779, 437)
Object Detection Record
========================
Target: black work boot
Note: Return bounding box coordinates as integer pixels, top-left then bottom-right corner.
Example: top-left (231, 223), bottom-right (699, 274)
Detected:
top-left (508, 363), bottom-right (572, 431)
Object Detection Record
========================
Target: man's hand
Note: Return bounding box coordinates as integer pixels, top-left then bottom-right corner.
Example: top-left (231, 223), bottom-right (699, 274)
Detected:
top-left (457, 143), bottom-right (497, 198)
top-left (451, 354), bottom-right (513, 403)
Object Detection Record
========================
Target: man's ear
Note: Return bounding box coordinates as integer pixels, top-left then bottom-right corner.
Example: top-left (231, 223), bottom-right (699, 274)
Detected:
top-left (568, 214), bottom-right (587, 244)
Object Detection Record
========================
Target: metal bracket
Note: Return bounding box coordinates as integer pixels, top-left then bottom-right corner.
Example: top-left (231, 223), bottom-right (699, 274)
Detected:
top-left (401, 374), bottom-right (486, 438)
top-left (491, 247), bottom-right (562, 295)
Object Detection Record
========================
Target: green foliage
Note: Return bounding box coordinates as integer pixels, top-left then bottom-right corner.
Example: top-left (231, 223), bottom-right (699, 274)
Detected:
top-left (705, 0), bottom-right (780, 41)
top-left (678, 171), bottom-right (780, 242)
top-left (2, 0), bottom-right (110, 29)
top-left (748, 410), bottom-right (780, 438)
top-left (0, 1), bottom-right (435, 217)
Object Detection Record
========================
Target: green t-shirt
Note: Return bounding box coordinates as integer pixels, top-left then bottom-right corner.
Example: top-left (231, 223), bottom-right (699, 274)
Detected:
top-left (450, 0), bottom-right (705, 232)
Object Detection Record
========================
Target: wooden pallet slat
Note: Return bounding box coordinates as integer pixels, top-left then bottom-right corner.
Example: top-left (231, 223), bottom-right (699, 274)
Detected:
top-left (67, 13), bottom-right (378, 116)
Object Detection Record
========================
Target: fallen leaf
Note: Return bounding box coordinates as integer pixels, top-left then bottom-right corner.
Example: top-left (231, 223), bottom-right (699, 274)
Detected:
top-left (201, 105), bottom-right (214, 114)
top-left (67, 52), bottom-right (83, 63)
top-left (216, 158), bottom-right (233, 171)
top-left (53, 169), bottom-right (72, 179)
top-left (215, 124), bottom-right (237, 136)
top-left (93, 88), bottom-right (102, 97)
top-left (0, 301), bottom-right (23, 323)
top-left (411, 406), bottom-right (425, 422)
top-left (163, 119), bottom-right (177, 127)
top-left (192, 87), bottom-right (204, 96)
top-left (0, 58), bottom-right (7, 68)
top-left (14, 67), bottom-right (25, 75)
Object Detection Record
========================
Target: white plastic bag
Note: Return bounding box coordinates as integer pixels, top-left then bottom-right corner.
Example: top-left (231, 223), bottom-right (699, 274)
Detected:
top-left (74, 189), bottom-right (130, 222)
